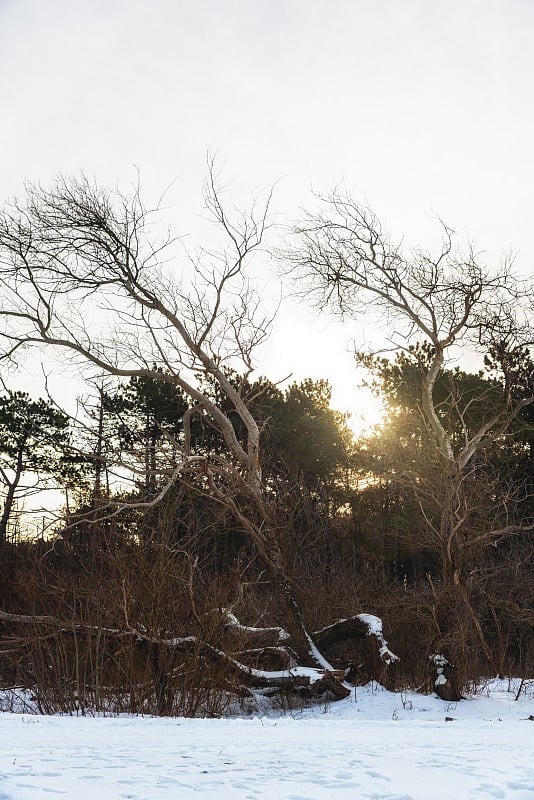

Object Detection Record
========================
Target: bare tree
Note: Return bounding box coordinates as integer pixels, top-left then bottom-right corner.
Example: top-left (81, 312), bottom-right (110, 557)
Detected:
top-left (285, 188), bottom-right (534, 692)
top-left (0, 169), bottom-right (397, 703)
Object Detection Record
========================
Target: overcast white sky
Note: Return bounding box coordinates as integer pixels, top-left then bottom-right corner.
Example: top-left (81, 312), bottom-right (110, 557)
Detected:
top-left (1, 0), bottom-right (534, 426)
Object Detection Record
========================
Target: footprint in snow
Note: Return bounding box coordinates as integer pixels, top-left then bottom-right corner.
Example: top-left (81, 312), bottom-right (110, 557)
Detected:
top-left (506, 780), bottom-right (534, 793)
top-left (366, 769), bottom-right (391, 780)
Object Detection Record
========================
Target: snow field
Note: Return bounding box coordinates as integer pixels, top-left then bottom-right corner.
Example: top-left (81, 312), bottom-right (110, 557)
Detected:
top-left (0, 681), bottom-right (533, 800)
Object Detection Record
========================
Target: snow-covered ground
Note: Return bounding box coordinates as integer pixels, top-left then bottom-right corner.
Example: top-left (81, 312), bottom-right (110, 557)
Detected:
top-left (1, 680), bottom-right (533, 799)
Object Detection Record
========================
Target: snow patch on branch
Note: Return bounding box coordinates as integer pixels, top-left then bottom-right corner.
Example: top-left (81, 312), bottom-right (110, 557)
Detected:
top-left (222, 611), bottom-right (290, 642)
top-left (307, 635), bottom-right (334, 671)
top-left (161, 635), bottom-right (326, 687)
top-left (357, 614), bottom-right (399, 665)
top-left (431, 653), bottom-right (449, 688)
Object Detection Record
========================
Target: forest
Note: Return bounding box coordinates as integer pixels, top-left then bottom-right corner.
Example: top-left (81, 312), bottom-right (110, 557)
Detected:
top-left (0, 171), bottom-right (532, 716)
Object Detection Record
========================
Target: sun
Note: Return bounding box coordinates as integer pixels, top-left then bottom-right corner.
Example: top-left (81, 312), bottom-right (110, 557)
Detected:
top-left (332, 385), bottom-right (386, 438)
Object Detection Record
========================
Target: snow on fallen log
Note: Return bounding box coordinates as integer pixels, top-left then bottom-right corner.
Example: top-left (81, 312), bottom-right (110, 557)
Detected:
top-left (0, 610), bottom-right (123, 637)
top-left (430, 653), bottom-right (463, 702)
top-left (216, 610), bottom-right (336, 672)
top-left (356, 614), bottom-right (399, 665)
top-left (219, 609), bottom-right (398, 667)
top-left (314, 613), bottom-right (399, 665)
top-left (218, 610), bottom-right (291, 647)
top-left (161, 635), bottom-right (349, 698)
top-left (0, 610), bottom-right (65, 626)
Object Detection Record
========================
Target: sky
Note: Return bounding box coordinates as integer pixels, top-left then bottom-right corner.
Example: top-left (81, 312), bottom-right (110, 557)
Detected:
top-left (1, 0), bottom-right (534, 429)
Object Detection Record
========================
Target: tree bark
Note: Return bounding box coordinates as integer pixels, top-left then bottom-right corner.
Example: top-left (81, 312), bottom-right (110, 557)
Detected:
top-left (0, 447), bottom-right (24, 546)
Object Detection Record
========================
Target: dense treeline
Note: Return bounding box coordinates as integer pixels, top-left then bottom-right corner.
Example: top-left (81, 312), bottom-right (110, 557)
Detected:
top-left (0, 354), bottom-right (532, 713)
top-left (0, 170), bottom-right (532, 714)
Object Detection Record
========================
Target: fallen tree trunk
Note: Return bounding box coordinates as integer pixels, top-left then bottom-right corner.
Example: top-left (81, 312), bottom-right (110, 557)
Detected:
top-left (143, 635), bottom-right (351, 700)
top-left (215, 608), bottom-right (399, 669)
top-left (0, 607), bottom-right (397, 705)
top-left (314, 614), bottom-right (399, 666)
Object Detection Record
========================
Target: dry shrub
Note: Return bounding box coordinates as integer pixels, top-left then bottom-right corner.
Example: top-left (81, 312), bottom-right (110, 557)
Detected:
top-left (0, 535), bottom-right (252, 717)
top-left (1, 492), bottom-right (532, 713)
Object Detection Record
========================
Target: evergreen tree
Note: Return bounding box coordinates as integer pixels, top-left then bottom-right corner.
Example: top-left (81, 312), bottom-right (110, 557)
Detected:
top-left (0, 392), bottom-right (81, 543)
top-left (104, 372), bottom-right (188, 495)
